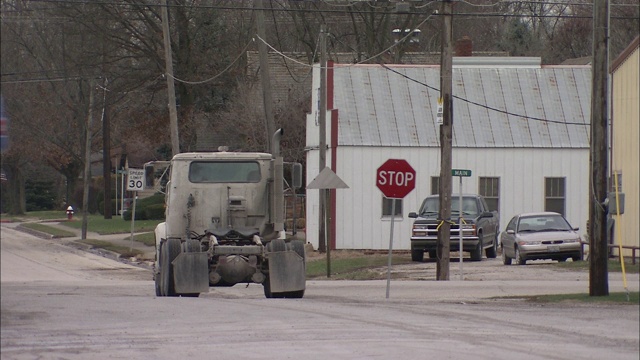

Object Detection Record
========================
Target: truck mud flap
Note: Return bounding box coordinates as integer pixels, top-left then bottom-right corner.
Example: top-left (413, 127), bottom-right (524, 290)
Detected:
top-left (268, 251), bottom-right (306, 293)
top-left (172, 252), bottom-right (210, 294)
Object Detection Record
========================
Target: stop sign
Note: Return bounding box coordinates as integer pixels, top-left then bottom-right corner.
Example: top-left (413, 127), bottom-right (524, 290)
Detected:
top-left (376, 159), bottom-right (416, 198)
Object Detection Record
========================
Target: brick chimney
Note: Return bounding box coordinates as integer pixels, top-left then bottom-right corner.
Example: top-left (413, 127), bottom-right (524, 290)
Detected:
top-left (455, 36), bottom-right (473, 57)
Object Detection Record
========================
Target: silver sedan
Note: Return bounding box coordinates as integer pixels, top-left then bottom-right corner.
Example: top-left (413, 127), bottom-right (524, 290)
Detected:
top-left (500, 212), bottom-right (583, 265)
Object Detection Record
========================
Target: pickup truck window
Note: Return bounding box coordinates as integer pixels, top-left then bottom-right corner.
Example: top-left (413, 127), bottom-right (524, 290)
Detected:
top-left (419, 196), bottom-right (480, 216)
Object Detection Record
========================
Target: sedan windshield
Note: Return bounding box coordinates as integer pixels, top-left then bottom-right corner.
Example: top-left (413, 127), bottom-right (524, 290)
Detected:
top-left (517, 214), bottom-right (572, 233)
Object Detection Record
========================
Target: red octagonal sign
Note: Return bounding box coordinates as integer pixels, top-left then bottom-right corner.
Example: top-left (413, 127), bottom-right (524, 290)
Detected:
top-left (376, 159), bottom-right (416, 199)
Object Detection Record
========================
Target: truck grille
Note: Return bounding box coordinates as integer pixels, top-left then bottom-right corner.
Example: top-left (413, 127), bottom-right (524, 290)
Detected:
top-left (412, 223), bottom-right (476, 238)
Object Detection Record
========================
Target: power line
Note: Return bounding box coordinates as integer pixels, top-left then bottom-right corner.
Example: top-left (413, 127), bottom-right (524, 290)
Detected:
top-left (167, 39), bottom-right (253, 85)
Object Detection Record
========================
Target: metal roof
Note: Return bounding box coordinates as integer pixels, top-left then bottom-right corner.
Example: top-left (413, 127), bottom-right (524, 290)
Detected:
top-left (331, 63), bottom-right (591, 148)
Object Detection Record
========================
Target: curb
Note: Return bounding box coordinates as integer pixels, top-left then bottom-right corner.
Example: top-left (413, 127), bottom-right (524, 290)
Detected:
top-left (15, 225), bottom-right (55, 239)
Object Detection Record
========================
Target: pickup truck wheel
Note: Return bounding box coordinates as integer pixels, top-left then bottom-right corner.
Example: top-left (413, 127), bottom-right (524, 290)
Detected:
top-left (470, 237), bottom-right (483, 261)
top-left (514, 247), bottom-right (526, 265)
top-left (428, 250), bottom-right (437, 259)
top-left (160, 239), bottom-right (182, 296)
top-left (502, 247), bottom-right (512, 265)
top-left (486, 235), bottom-right (498, 259)
top-left (411, 248), bottom-right (424, 262)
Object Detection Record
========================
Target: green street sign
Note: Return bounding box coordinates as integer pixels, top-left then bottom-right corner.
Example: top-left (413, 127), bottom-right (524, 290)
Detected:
top-left (452, 169), bottom-right (472, 177)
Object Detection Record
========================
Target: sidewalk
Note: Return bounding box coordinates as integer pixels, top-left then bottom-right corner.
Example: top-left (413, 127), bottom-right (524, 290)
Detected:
top-left (16, 220), bottom-right (156, 263)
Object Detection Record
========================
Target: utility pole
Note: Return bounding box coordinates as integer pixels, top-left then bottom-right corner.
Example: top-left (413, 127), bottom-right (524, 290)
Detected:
top-left (437, 0), bottom-right (454, 281)
top-left (82, 80), bottom-right (95, 240)
top-left (255, 0), bottom-right (276, 152)
top-left (589, 0), bottom-right (609, 296)
top-left (318, 25), bottom-right (327, 254)
top-left (161, 0), bottom-right (180, 156)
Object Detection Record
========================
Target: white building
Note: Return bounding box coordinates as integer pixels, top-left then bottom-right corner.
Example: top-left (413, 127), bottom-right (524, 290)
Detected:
top-left (305, 57), bottom-right (592, 251)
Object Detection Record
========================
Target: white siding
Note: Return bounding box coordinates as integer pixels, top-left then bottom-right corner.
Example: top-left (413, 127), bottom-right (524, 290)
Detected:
top-left (305, 147), bottom-right (589, 250)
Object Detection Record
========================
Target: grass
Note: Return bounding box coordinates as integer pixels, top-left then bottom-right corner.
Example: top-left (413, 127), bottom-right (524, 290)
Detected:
top-left (20, 222), bottom-right (76, 238)
top-left (524, 292), bottom-right (639, 305)
top-left (1, 210), bottom-right (65, 221)
top-left (552, 259), bottom-right (640, 273)
top-left (5, 210), bottom-right (162, 235)
top-left (307, 254), bottom-right (413, 279)
top-left (77, 239), bottom-right (146, 259)
top-left (131, 231), bottom-right (156, 246)
top-left (60, 216), bottom-right (160, 234)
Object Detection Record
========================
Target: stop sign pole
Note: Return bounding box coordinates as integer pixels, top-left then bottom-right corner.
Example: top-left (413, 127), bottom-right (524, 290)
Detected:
top-left (376, 159), bottom-right (416, 298)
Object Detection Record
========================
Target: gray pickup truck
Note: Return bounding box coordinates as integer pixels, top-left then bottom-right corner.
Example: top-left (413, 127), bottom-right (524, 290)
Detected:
top-left (408, 194), bottom-right (499, 262)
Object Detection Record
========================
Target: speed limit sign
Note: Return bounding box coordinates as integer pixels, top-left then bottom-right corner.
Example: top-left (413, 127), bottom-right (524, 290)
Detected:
top-left (127, 168), bottom-right (145, 191)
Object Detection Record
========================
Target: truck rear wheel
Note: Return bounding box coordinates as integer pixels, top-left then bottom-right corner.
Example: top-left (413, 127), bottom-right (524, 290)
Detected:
top-left (264, 239), bottom-right (305, 299)
top-left (486, 234), bottom-right (498, 259)
top-left (183, 239), bottom-right (201, 252)
top-left (288, 240), bottom-right (306, 259)
top-left (159, 238), bottom-right (182, 297)
top-left (470, 236), bottom-right (483, 261)
top-left (411, 248), bottom-right (424, 262)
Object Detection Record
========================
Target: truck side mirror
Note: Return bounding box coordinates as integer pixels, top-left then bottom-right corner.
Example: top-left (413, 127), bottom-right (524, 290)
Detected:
top-left (144, 164), bottom-right (155, 189)
top-left (408, 212), bottom-right (418, 218)
top-left (292, 163), bottom-right (303, 189)
top-left (481, 211), bottom-right (494, 218)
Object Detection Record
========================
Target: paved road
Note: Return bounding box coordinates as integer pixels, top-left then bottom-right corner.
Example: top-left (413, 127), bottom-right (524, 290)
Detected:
top-left (2, 223), bottom-right (639, 360)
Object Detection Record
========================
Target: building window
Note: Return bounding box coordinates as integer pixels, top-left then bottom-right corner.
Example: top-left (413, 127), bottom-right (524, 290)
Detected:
top-left (382, 197), bottom-right (402, 217)
top-left (479, 177), bottom-right (500, 212)
top-left (545, 177), bottom-right (565, 215)
top-left (431, 176), bottom-right (440, 195)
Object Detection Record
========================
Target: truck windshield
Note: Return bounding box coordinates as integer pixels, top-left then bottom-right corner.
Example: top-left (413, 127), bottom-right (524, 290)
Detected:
top-left (419, 197), bottom-right (478, 215)
top-left (189, 161), bottom-right (261, 183)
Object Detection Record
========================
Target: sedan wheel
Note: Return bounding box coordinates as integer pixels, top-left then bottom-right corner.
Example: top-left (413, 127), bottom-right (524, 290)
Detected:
top-left (514, 247), bottom-right (526, 265)
top-left (502, 247), bottom-right (512, 265)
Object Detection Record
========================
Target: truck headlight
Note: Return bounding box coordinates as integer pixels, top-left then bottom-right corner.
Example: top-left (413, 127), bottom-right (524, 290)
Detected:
top-left (412, 225), bottom-right (427, 237)
top-left (461, 224), bottom-right (476, 236)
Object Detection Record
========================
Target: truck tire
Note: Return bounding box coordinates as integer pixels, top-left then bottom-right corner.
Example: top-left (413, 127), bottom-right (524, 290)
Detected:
top-left (177, 239), bottom-right (202, 297)
top-left (268, 239), bottom-right (287, 253)
top-left (264, 239), bottom-right (287, 299)
top-left (285, 240), bottom-right (306, 299)
top-left (284, 289), bottom-right (305, 299)
top-left (288, 240), bottom-right (306, 259)
top-left (470, 235), bottom-right (483, 261)
top-left (155, 274), bottom-right (162, 296)
top-left (183, 239), bottom-right (201, 253)
top-left (486, 234), bottom-right (498, 259)
top-left (428, 250), bottom-right (437, 259)
top-left (160, 238), bottom-right (182, 297)
top-left (411, 248), bottom-right (424, 262)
